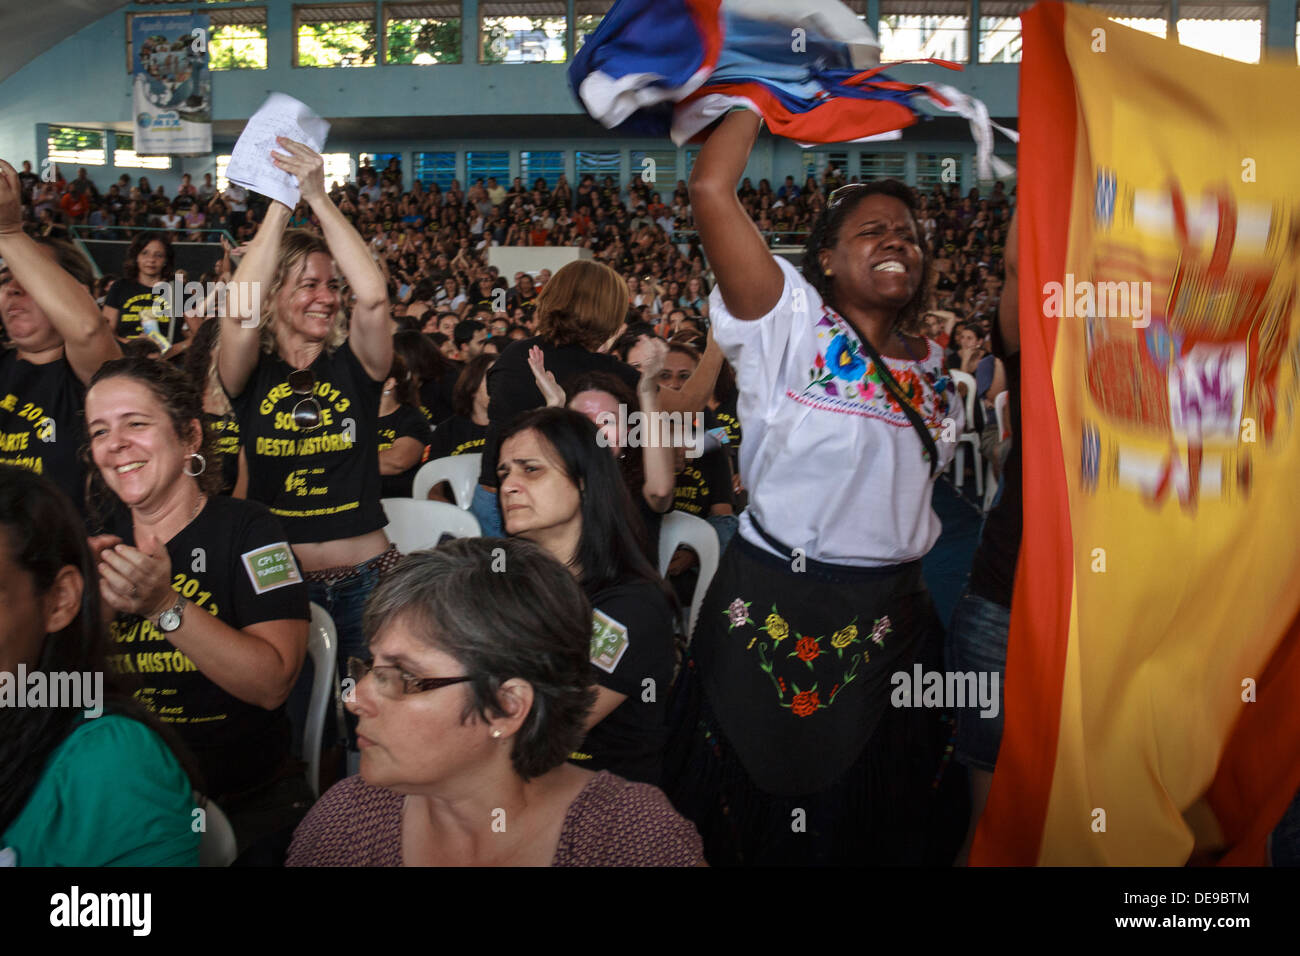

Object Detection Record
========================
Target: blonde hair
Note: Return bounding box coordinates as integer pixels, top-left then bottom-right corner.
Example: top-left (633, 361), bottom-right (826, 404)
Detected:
top-left (533, 260), bottom-right (629, 350)
top-left (259, 229), bottom-right (348, 354)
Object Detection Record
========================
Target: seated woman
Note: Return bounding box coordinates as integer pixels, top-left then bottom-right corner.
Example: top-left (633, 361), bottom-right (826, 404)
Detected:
top-left (471, 259), bottom-right (639, 537)
top-left (84, 357), bottom-right (310, 854)
top-left (286, 538), bottom-right (703, 867)
top-left (0, 466), bottom-right (198, 866)
top-left (498, 408), bottom-right (676, 787)
top-left (426, 354), bottom-right (494, 498)
top-left (377, 353), bottom-right (433, 499)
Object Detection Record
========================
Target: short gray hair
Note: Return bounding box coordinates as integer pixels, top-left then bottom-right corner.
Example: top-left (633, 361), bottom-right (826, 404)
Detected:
top-left (362, 538), bottom-right (597, 780)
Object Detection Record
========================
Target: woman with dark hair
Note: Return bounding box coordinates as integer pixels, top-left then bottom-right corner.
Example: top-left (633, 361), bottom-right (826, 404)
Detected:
top-left (497, 408), bottom-right (676, 786)
top-left (472, 259), bottom-right (639, 536)
top-left (392, 328), bottom-right (457, 424)
top-left (424, 354), bottom-right (494, 504)
top-left (181, 319), bottom-right (245, 497)
top-left (287, 538), bottom-right (702, 866)
top-left (0, 466), bottom-right (200, 866)
top-left (84, 356), bottom-right (310, 855)
top-left (103, 232), bottom-right (175, 341)
top-left (662, 111), bottom-right (962, 865)
top-left (377, 352), bottom-right (433, 499)
top-left (0, 160), bottom-right (121, 511)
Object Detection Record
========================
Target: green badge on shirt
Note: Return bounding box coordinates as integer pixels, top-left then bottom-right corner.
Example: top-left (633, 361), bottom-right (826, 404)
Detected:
top-left (590, 610), bottom-right (630, 674)
top-left (241, 542), bottom-right (302, 594)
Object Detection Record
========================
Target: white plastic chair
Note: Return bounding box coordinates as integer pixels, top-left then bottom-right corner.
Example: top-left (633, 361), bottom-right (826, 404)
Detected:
top-left (303, 602), bottom-right (338, 799)
top-left (982, 391), bottom-right (1011, 511)
top-left (411, 453), bottom-right (482, 508)
top-left (657, 511), bottom-right (721, 641)
top-left (382, 498), bottom-right (481, 553)
top-left (196, 794), bottom-right (238, 867)
top-left (947, 368), bottom-right (983, 499)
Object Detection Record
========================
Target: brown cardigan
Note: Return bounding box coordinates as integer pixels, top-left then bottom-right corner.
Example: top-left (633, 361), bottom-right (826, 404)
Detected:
top-left (286, 770), bottom-right (704, 866)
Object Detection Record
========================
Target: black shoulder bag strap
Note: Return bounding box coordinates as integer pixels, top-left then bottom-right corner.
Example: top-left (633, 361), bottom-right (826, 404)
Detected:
top-left (854, 333), bottom-right (941, 477)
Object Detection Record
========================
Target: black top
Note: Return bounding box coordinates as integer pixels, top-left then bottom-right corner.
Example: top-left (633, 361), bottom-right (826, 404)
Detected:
top-left (479, 337), bottom-right (640, 487)
top-left (428, 414), bottom-right (488, 461)
top-left (966, 320), bottom-right (1023, 609)
top-left (0, 350), bottom-right (88, 514)
top-left (418, 365), bottom-right (458, 425)
top-left (230, 341), bottom-right (387, 544)
top-left (203, 411), bottom-right (241, 497)
top-left (573, 577), bottom-right (676, 786)
top-left (105, 495), bottom-right (309, 799)
top-left (673, 448), bottom-right (733, 518)
top-left (104, 279), bottom-right (164, 341)
top-left (377, 404), bottom-right (433, 498)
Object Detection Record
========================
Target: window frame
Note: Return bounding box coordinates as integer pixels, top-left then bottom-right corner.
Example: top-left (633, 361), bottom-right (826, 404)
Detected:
top-left (293, 3), bottom-right (380, 69)
top-left (382, 1), bottom-right (464, 65)
top-left (47, 126), bottom-right (108, 167)
top-left (478, 1), bottom-right (568, 64)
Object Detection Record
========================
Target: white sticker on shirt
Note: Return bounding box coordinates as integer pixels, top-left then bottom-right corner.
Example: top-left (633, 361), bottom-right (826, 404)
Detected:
top-left (590, 609), bottom-right (630, 674)
top-left (240, 542), bottom-right (303, 594)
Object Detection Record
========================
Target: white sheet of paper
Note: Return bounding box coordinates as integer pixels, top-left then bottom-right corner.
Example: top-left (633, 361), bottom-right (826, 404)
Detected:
top-left (226, 93), bottom-right (330, 209)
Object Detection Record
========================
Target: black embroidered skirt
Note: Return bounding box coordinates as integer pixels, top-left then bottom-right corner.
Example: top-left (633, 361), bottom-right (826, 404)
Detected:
top-left (662, 532), bottom-right (966, 865)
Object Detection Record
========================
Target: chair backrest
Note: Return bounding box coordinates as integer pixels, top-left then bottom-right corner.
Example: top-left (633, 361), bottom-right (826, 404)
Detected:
top-left (948, 369), bottom-right (977, 428)
top-left (411, 453), bottom-right (483, 508)
top-left (382, 498), bottom-right (481, 553)
top-left (196, 794), bottom-right (238, 866)
top-left (657, 511), bottom-right (721, 640)
top-left (303, 602), bottom-right (338, 800)
top-left (995, 390), bottom-right (1011, 441)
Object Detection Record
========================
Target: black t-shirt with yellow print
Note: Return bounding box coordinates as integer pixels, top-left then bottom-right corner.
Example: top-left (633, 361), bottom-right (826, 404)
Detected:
top-left (0, 350), bottom-right (88, 514)
top-left (377, 403), bottom-right (433, 498)
top-left (105, 279), bottom-right (166, 341)
top-left (203, 411), bottom-right (241, 496)
top-left (105, 495), bottom-right (308, 799)
top-left (231, 342), bottom-right (387, 544)
top-left (673, 447), bottom-right (733, 517)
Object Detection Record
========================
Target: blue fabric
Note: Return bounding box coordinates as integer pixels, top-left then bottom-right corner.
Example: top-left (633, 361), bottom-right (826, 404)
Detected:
top-left (944, 590), bottom-right (1010, 773)
top-left (470, 483), bottom-right (504, 538)
top-left (568, 0), bottom-right (707, 97)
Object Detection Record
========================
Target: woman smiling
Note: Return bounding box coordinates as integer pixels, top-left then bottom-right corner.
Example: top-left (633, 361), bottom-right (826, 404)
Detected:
top-left (85, 357), bottom-right (309, 855)
top-left (217, 139), bottom-right (394, 755)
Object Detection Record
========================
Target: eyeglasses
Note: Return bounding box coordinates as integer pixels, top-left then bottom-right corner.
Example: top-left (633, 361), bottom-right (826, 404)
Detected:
top-left (347, 657), bottom-right (473, 700)
top-left (287, 368), bottom-right (323, 431)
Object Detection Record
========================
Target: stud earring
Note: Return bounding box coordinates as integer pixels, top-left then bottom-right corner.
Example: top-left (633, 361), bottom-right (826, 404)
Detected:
top-left (491, 729), bottom-right (502, 738)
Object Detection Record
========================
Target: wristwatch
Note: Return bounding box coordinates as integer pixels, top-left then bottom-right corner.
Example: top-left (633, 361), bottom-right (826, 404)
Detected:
top-left (157, 595), bottom-right (187, 633)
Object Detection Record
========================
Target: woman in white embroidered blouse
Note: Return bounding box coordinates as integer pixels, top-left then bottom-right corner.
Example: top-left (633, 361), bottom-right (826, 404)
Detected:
top-left (662, 109), bottom-right (964, 867)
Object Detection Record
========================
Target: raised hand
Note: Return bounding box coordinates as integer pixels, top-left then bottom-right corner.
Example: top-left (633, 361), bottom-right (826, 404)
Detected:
top-left (528, 345), bottom-right (566, 408)
top-left (271, 137), bottom-right (326, 204)
top-left (0, 160), bottom-right (24, 236)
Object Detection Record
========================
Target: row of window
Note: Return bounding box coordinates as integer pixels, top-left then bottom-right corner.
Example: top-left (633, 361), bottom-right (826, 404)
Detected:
top-left (130, 1), bottom-right (1296, 70)
top-left (45, 132), bottom-right (1002, 198)
top-left (47, 130), bottom-right (173, 169)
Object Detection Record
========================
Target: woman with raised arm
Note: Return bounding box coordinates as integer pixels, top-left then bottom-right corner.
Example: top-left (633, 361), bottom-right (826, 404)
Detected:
top-left (216, 138), bottom-right (394, 755)
top-left (0, 159), bottom-right (121, 512)
top-left (662, 111), bottom-right (964, 866)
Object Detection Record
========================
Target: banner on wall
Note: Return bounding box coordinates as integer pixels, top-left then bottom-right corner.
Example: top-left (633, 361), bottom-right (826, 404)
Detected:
top-left (130, 13), bottom-right (212, 156)
top-left (972, 3), bottom-right (1300, 866)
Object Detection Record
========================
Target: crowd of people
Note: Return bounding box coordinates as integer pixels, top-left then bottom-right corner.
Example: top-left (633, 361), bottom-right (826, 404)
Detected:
top-left (0, 127), bottom-right (1022, 867)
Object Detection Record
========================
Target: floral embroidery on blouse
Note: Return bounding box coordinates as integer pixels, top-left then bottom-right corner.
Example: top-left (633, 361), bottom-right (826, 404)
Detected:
top-left (737, 603), bottom-right (893, 716)
top-left (794, 306), bottom-right (953, 434)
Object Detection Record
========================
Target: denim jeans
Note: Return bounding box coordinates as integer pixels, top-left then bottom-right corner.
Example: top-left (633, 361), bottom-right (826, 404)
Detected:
top-left (470, 484), bottom-right (504, 537)
top-left (945, 590), bottom-right (1010, 773)
top-left (286, 564), bottom-right (381, 758)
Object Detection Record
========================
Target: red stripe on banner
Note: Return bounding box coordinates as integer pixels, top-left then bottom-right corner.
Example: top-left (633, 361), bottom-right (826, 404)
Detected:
top-left (1208, 611), bottom-right (1300, 864)
top-left (685, 0), bottom-right (724, 74)
top-left (685, 81), bottom-right (921, 144)
top-left (968, 0), bottom-right (1077, 867)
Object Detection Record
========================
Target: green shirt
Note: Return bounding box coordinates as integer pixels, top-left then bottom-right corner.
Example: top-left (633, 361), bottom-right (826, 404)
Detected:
top-left (2, 714), bottom-right (199, 866)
